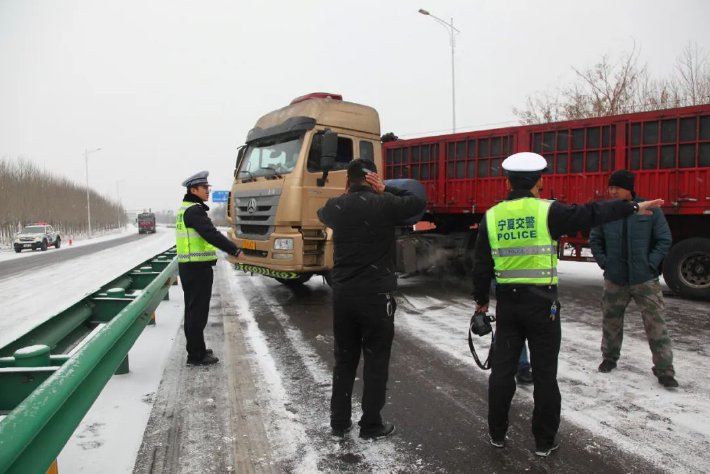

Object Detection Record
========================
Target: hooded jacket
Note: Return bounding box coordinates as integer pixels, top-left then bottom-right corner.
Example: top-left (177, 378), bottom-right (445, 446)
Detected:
top-left (589, 197), bottom-right (672, 285)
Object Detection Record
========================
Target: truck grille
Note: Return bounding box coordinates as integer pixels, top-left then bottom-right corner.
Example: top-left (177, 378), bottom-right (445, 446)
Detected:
top-left (233, 189), bottom-right (282, 240)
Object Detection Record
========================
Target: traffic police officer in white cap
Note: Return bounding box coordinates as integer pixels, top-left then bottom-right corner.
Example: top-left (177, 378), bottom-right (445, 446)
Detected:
top-left (472, 152), bottom-right (664, 456)
top-left (177, 170), bottom-right (240, 365)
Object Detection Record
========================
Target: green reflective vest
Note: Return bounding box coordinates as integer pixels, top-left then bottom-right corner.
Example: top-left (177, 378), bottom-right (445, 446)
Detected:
top-left (176, 201), bottom-right (217, 263)
top-left (485, 198), bottom-right (558, 285)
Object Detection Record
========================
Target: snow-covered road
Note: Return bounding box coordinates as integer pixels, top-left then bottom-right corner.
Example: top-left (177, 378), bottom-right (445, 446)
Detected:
top-left (2, 231), bottom-right (709, 472)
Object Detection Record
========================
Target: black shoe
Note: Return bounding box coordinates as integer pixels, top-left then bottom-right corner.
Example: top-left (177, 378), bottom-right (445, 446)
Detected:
top-left (535, 440), bottom-right (560, 457)
top-left (598, 360), bottom-right (616, 373)
top-left (331, 422), bottom-right (353, 438)
top-left (490, 436), bottom-right (505, 448)
top-left (359, 422), bottom-right (395, 440)
top-left (206, 348), bottom-right (214, 356)
top-left (187, 353), bottom-right (219, 365)
top-left (516, 367), bottom-right (533, 384)
top-left (658, 375), bottom-right (679, 388)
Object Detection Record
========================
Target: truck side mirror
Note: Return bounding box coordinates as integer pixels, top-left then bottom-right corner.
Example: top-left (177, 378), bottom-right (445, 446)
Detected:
top-left (318, 130), bottom-right (337, 186)
top-left (234, 146), bottom-right (246, 179)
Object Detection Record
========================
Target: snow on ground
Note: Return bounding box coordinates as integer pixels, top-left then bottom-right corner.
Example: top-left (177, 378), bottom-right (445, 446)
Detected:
top-left (396, 260), bottom-right (710, 474)
top-left (220, 267), bottom-right (415, 473)
top-left (0, 228), bottom-right (175, 349)
top-left (3, 238), bottom-right (709, 473)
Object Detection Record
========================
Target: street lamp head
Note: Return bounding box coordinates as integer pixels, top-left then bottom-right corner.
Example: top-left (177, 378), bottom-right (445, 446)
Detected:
top-left (418, 8), bottom-right (430, 15)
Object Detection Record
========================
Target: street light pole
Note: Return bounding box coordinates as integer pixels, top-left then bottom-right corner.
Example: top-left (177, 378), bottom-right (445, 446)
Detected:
top-left (418, 8), bottom-right (460, 133)
top-left (84, 148), bottom-right (102, 237)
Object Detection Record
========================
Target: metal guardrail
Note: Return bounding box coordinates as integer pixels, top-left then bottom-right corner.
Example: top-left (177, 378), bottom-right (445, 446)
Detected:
top-left (0, 247), bottom-right (178, 474)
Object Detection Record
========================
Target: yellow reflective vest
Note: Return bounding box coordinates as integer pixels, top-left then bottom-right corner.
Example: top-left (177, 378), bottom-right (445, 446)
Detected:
top-left (176, 201), bottom-right (217, 263)
top-left (485, 198), bottom-right (558, 285)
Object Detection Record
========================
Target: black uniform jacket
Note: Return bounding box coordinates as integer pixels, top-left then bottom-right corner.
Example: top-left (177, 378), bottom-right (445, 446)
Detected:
top-left (182, 193), bottom-right (239, 267)
top-left (318, 184), bottom-right (426, 294)
top-left (472, 190), bottom-right (636, 305)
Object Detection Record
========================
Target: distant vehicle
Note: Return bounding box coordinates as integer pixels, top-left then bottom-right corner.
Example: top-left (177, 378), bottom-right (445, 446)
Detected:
top-left (137, 212), bottom-right (156, 234)
top-left (13, 223), bottom-right (61, 253)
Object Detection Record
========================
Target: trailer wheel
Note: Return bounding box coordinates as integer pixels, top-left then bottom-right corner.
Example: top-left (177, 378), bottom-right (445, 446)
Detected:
top-left (663, 238), bottom-right (710, 299)
top-left (275, 274), bottom-right (312, 287)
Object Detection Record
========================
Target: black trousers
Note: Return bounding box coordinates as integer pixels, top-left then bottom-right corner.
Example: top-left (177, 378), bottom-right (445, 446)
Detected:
top-left (330, 291), bottom-right (395, 431)
top-left (178, 263), bottom-right (214, 359)
top-left (488, 285), bottom-right (561, 450)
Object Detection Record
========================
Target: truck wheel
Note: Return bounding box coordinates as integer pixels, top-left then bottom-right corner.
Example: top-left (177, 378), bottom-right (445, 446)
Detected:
top-left (663, 238), bottom-right (710, 299)
top-left (41, 239), bottom-right (48, 251)
top-left (275, 274), bottom-right (312, 287)
top-left (55, 237), bottom-right (61, 248)
top-left (14, 246), bottom-right (21, 253)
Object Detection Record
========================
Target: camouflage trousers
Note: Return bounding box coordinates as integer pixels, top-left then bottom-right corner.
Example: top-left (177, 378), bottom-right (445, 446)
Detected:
top-left (600, 278), bottom-right (675, 377)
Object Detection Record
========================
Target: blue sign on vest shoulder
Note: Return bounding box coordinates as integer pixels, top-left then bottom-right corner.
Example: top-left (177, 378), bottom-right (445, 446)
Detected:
top-left (211, 191), bottom-right (229, 203)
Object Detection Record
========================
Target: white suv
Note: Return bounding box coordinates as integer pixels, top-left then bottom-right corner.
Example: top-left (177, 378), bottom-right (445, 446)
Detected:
top-left (13, 224), bottom-right (61, 253)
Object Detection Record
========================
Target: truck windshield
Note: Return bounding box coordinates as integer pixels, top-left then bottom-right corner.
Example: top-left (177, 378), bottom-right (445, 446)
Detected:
top-left (239, 134), bottom-right (304, 179)
top-left (21, 226), bottom-right (45, 234)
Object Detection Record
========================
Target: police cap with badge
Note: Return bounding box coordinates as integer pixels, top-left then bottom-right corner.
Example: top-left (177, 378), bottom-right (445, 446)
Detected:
top-left (502, 152), bottom-right (547, 190)
top-left (182, 171), bottom-right (210, 188)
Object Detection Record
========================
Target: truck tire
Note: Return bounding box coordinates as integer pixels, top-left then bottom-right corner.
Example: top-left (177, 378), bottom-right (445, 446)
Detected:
top-left (663, 238), bottom-right (710, 299)
top-left (55, 237), bottom-right (61, 249)
top-left (41, 239), bottom-right (48, 251)
top-left (14, 245), bottom-right (21, 253)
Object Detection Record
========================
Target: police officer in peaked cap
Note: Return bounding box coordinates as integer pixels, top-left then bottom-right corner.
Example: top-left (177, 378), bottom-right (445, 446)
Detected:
top-left (471, 152), bottom-right (664, 456)
top-left (176, 170), bottom-right (241, 366)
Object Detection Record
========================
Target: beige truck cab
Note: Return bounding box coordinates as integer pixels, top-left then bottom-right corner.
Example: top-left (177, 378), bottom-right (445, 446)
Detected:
top-left (227, 92), bottom-right (382, 285)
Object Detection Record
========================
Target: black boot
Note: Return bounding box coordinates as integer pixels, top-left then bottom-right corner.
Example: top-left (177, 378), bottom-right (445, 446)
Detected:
top-left (359, 422), bottom-right (395, 440)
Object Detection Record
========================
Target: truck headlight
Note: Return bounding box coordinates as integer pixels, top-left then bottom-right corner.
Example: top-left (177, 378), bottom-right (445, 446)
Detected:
top-left (273, 238), bottom-right (294, 250)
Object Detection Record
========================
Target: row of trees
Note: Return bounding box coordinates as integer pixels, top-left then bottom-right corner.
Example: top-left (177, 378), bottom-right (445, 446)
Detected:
top-left (0, 158), bottom-right (126, 246)
top-left (514, 42), bottom-right (710, 124)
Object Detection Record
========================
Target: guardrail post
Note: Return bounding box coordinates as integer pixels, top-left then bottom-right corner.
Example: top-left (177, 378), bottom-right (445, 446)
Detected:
top-left (115, 355), bottom-right (129, 375)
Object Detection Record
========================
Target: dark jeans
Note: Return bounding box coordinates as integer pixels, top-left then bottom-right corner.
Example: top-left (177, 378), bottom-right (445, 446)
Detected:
top-left (330, 291), bottom-right (395, 431)
top-left (489, 285), bottom-right (561, 450)
top-left (178, 263), bottom-right (214, 359)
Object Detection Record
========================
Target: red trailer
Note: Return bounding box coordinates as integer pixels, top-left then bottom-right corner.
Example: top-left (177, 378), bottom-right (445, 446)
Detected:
top-left (383, 104), bottom-right (710, 299)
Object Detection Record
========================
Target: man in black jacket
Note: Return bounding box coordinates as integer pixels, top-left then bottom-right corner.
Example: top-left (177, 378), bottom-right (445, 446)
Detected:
top-left (472, 153), bottom-right (664, 456)
top-left (177, 171), bottom-right (240, 366)
top-left (318, 159), bottom-right (425, 439)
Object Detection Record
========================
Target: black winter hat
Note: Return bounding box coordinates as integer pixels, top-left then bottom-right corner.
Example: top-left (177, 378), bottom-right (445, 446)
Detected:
top-left (608, 170), bottom-right (635, 192)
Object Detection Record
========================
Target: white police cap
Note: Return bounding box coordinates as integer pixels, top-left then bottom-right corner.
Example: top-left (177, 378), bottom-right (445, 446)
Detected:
top-left (502, 152), bottom-right (547, 173)
top-left (181, 170), bottom-right (210, 187)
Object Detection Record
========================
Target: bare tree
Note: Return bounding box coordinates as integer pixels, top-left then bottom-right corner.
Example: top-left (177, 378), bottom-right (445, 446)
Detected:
top-left (515, 43), bottom-right (710, 124)
top-left (0, 157), bottom-right (126, 246)
top-left (674, 41), bottom-right (710, 105)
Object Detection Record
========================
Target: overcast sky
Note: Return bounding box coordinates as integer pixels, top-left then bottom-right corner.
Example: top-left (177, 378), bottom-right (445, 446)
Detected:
top-left (1, 0), bottom-right (709, 213)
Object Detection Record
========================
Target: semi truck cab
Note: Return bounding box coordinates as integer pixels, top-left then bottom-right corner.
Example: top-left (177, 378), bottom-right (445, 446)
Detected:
top-left (227, 93), bottom-right (382, 284)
